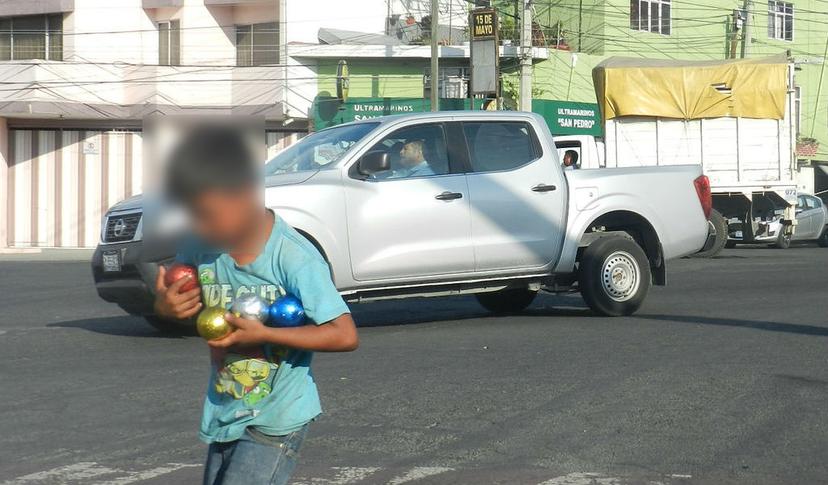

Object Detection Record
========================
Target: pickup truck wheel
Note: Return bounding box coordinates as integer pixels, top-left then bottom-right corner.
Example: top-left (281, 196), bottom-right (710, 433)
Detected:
top-left (144, 316), bottom-right (197, 335)
top-left (475, 288), bottom-right (537, 314)
top-left (774, 231), bottom-right (791, 249)
top-left (818, 227), bottom-right (828, 248)
top-left (579, 237), bottom-right (651, 317)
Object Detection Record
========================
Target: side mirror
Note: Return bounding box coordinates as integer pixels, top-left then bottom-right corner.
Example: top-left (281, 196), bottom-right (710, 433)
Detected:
top-left (358, 150), bottom-right (390, 176)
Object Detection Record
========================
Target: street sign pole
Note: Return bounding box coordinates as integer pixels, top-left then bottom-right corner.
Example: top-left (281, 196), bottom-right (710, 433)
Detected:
top-left (470, 8), bottom-right (499, 108)
top-left (430, 0), bottom-right (439, 112)
top-left (519, 0), bottom-right (533, 112)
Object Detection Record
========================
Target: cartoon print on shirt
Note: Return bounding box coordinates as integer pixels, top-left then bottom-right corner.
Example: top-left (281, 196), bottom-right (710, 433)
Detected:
top-left (198, 262), bottom-right (288, 406)
top-left (243, 382), bottom-right (272, 406)
top-left (199, 267), bottom-right (216, 285)
top-left (214, 350), bottom-right (280, 403)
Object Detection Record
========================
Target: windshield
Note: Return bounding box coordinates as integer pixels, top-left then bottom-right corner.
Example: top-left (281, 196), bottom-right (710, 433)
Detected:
top-left (265, 123), bottom-right (379, 176)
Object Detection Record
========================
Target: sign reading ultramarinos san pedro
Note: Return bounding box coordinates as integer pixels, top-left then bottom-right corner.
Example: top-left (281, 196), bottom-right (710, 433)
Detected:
top-left (312, 96), bottom-right (602, 137)
top-left (531, 100), bottom-right (602, 136)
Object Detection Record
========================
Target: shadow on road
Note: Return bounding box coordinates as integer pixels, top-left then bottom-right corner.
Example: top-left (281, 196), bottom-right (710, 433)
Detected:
top-left (349, 294), bottom-right (593, 327)
top-left (48, 315), bottom-right (191, 339)
top-left (637, 313), bottom-right (828, 336)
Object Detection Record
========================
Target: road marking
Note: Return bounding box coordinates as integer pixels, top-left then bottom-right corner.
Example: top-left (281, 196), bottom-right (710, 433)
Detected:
top-left (2, 463), bottom-right (119, 484)
top-left (294, 467), bottom-right (381, 485)
top-left (538, 472), bottom-right (629, 485)
top-left (388, 466), bottom-right (453, 484)
top-left (90, 464), bottom-right (200, 485)
top-left (2, 462), bottom-right (198, 485)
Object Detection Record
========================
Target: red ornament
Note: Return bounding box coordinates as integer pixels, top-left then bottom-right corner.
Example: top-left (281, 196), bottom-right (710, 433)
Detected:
top-left (164, 263), bottom-right (199, 293)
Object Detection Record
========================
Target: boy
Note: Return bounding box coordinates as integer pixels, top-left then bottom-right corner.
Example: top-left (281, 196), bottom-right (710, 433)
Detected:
top-left (153, 126), bottom-right (358, 485)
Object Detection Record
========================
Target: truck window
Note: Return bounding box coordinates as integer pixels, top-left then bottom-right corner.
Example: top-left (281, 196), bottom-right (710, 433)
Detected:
top-left (463, 122), bottom-right (540, 173)
top-left (265, 122), bottom-right (378, 175)
top-left (555, 140), bottom-right (582, 169)
top-left (364, 123), bottom-right (450, 179)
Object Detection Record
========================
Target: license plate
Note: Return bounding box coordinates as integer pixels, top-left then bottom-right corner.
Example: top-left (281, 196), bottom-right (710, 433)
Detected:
top-left (102, 250), bottom-right (121, 272)
top-left (734, 231), bottom-right (743, 238)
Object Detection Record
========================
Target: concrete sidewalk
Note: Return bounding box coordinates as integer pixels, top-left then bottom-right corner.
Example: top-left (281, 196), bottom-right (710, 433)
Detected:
top-left (0, 248), bottom-right (94, 261)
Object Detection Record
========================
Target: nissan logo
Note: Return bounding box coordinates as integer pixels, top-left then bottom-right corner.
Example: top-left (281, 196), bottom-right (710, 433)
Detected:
top-left (113, 219), bottom-right (127, 237)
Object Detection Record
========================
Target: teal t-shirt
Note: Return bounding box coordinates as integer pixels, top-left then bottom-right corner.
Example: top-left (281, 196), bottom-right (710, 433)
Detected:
top-left (176, 215), bottom-right (350, 443)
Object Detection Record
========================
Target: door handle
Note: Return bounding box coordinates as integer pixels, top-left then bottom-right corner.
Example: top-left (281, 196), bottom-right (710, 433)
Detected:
top-left (435, 191), bottom-right (463, 200)
top-left (531, 183), bottom-right (557, 192)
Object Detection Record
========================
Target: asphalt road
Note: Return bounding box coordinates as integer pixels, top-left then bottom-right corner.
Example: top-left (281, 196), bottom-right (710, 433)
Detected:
top-left (1, 245), bottom-right (827, 485)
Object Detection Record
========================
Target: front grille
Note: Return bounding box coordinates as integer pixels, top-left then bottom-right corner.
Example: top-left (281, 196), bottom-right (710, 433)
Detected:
top-left (104, 213), bottom-right (141, 243)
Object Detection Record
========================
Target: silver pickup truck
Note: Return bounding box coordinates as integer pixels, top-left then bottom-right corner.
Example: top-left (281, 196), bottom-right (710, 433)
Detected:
top-left (92, 112), bottom-right (714, 331)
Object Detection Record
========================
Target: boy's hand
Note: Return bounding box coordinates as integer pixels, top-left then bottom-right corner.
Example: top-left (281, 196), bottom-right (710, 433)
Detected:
top-left (153, 265), bottom-right (202, 320)
top-left (207, 313), bottom-right (269, 349)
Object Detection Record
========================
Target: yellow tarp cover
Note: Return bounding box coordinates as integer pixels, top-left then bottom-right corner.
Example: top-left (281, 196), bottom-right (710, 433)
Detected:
top-left (592, 54), bottom-right (788, 121)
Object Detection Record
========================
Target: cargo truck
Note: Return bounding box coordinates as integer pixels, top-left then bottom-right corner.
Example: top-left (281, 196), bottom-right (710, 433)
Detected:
top-left (556, 54), bottom-right (798, 257)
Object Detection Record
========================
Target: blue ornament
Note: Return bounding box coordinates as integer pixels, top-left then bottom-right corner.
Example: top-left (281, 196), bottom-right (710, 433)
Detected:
top-left (268, 293), bottom-right (306, 327)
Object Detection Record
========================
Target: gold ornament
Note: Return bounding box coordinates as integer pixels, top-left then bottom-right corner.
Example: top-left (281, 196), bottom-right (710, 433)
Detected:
top-left (197, 306), bottom-right (233, 341)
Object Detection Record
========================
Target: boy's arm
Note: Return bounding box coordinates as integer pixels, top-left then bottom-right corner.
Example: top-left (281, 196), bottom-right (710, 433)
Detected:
top-left (207, 312), bottom-right (358, 352)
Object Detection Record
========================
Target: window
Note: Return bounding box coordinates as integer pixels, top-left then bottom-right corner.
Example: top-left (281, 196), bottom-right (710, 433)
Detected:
top-left (423, 67), bottom-right (470, 99)
top-left (630, 0), bottom-right (671, 35)
top-left (794, 85), bottom-right (801, 136)
top-left (266, 123), bottom-right (378, 175)
top-left (0, 14), bottom-right (63, 61)
top-left (768, 1), bottom-right (793, 41)
top-left (463, 122), bottom-right (540, 173)
top-left (236, 22), bottom-right (278, 66)
top-left (364, 124), bottom-right (450, 179)
top-left (805, 196), bottom-right (820, 210)
top-left (555, 140), bottom-right (582, 169)
top-left (158, 20), bottom-right (180, 66)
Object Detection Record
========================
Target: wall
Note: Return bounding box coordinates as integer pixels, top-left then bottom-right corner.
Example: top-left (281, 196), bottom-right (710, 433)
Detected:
top-left (316, 59), bottom-right (431, 99)
top-left (65, 0), bottom-right (155, 64)
top-left (284, 0), bottom-right (388, 44)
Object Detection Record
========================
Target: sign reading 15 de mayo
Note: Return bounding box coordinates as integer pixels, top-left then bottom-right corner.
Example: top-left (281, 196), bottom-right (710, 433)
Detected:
top-left (471, 9), bottom-right (497, 40)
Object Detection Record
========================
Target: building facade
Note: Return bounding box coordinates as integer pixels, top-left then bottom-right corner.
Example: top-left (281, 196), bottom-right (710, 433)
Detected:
top-left (0, 0), bottom-right (397, 249)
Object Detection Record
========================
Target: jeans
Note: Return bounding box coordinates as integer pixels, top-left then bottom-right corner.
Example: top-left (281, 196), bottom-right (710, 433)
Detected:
top-left (203, 424), bottom-right (308, 485)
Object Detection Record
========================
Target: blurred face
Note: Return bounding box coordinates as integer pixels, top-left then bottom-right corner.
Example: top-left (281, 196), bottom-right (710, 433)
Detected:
top-left (186, 185), bottom-right (261, 249)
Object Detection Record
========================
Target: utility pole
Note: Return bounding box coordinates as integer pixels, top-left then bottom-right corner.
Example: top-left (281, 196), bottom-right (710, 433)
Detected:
top-left (430, 0), bottom-right (439, 111)
top-left (810, 35), bottom-right (828, 138)
top-left (519, 0), bottom-right (533, 112)
top-left (740, 0), bottom-right (751, 58)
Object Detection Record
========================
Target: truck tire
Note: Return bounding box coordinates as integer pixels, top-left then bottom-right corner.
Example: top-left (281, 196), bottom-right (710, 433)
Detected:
top-left (818, 227), bottom-right (828, 248)
top-left (579, 237), bottom-right (651, 317)
top-left (144, 316), bottom-right (197, 335)
top-left (475, 288), bottom-right (537, 314)
top-left (774, 230), bottom-right (791, 249)
top-left (691, 209), bottom-right (727, 258)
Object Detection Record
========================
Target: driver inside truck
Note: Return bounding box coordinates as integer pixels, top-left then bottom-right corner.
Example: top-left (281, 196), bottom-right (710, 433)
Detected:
top-left (386, 139), bottom-right (435, 179)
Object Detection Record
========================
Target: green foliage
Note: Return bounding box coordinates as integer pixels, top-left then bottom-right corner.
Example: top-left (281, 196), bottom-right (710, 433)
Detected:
top-left (501, 75), bottom-right (547, 109)
top-left (490, 0), bottom-right (519, 44)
